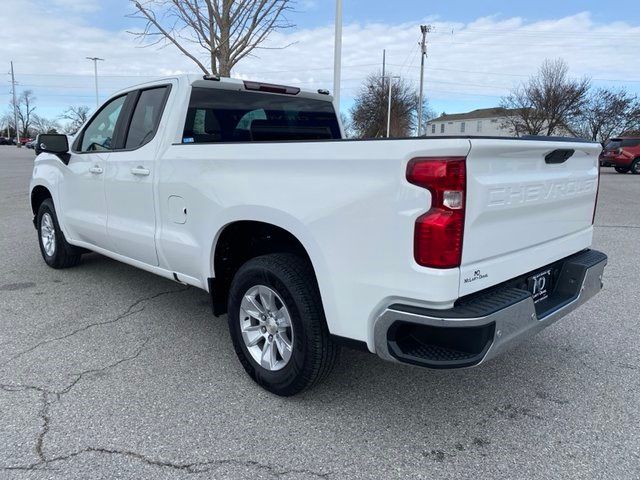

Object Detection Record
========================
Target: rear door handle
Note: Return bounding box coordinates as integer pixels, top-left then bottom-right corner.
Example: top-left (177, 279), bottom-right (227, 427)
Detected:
top-left (131, 166), bottom-right (150, 176)
top-left (89, 165), bottom-right (103, 174)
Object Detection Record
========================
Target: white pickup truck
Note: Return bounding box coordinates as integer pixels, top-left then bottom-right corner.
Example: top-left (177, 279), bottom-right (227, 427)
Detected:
top-left (30, 75), bottom-right (607, 396)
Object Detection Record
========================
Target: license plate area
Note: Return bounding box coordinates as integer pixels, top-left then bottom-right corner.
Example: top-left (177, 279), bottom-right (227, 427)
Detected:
top-left (527, 269), bottom-right (552, 304)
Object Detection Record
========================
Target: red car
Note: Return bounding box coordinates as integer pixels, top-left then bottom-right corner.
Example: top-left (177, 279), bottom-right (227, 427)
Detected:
top-left (600, 137), bottom-right (640, 174)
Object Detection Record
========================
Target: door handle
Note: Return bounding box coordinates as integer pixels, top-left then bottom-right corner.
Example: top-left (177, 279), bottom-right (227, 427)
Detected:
top-left (131, 166), bottom-right (150, 176)
top-left (89, 165), bottom-right (103, 174)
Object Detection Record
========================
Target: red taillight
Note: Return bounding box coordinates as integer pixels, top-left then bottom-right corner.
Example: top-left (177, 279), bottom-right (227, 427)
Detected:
top-left (407, 157), bottom-right (466, 269)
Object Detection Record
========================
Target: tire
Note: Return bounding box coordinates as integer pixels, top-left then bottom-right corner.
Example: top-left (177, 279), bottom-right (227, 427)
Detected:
top-left (631, 159), bottom-right (640, 175)
top-left (227, 253), bottom-right (339, 396)
top-left (36, 198), bottom-right (82, 269)
top-left (615, 166), bottom-right (630, 174)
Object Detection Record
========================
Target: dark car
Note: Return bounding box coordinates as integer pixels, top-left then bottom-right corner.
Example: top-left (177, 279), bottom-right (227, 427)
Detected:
top-left (0, 137), bottom-right (13, 145)
top-left (600, 137), bottom-right (640, 174)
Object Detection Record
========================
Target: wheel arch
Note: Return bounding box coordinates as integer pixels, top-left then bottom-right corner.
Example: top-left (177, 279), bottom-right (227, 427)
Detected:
top-left (209, 219), bottom-right (326, 317)
top-left (30, 185), bottom-right (53, 217)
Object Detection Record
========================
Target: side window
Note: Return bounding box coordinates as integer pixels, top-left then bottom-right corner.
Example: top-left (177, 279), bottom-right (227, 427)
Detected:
top-left (125, 87), bottom-right (169, 149)
top-left (79, 95), bottom-right (126, 152)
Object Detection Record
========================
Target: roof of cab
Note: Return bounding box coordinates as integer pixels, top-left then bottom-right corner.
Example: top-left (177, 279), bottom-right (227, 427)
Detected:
top-left (111, 74), bottom-right (333, 102)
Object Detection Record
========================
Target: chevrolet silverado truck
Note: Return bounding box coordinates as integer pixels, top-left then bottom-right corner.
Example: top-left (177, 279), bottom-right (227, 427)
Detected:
top-left (30, 75), bottom-right (607, 396)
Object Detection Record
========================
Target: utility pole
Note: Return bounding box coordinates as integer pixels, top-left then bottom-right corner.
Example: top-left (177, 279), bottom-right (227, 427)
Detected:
top-left (417, 25), bottom-right (433, 137)
top-left (332, 0), bottom-right (343, 112)
top-left (383, 75), bottom-right (400, 138)
top-left (86, 57), bottom-right (104, 108)
top-left (10, 61), bottom-right (20, 146)
top-left (381, 49), bottom-right (386, 87)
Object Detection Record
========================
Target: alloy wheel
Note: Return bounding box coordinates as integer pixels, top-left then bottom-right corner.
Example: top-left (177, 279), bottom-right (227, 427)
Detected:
top-left (239, 285), bottom-right (294, 371)
top-left (40, 213), bottom-right (56, 257)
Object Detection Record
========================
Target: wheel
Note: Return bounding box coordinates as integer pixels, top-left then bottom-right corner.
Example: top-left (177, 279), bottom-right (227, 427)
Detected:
top-left (227, 253), bottom-right (339, 396)
top-left (631, 159), bottom-right (640, 175)
top-left (615, 166), bottom-right (630, 174)
top-left (36, 199), bottom-right (82, 268)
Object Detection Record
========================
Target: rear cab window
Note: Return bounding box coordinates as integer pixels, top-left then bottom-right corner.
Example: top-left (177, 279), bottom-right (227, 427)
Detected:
top-left (182, 87), bottom-right (341, 143)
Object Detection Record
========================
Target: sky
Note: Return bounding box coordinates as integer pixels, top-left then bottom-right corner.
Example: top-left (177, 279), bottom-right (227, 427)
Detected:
top-left (2, 0), bottom-right (640, 125)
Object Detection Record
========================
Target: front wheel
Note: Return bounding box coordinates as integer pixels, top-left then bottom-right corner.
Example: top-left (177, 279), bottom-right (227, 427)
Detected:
top-left (227, 254), bottom-right (339, 396)
top-left (36, 199), bottom-right (82, 269)
top-left (630, 159), bottom-right (640, 175)
top-left (615, 166), bottom-right (630, 174)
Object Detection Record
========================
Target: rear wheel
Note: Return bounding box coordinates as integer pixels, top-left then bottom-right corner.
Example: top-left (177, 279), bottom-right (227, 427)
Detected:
top-left (630, 159), bottom-right (640, 175)
top-left (227, 253), bottom-right (339, 396)
top-left (615, 166), bottom-right (630, 174)
top-left (36, 199), bottom-right (82, 268)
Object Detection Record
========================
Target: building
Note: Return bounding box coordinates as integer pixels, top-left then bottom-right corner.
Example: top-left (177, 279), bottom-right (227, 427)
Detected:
top-left (425, 107), bottom-right (518, 137)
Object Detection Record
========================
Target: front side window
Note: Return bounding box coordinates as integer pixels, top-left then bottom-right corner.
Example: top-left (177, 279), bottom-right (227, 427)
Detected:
top-left (182, 87), bottom-right (341, 143)
top-left (79, 95), bottom-right (126, 152)
top-left (125, 87), bottom-right (169, 149)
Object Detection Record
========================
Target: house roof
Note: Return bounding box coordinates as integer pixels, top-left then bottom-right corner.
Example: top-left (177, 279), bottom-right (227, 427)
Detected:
top-left (429, 107), bottom-right (520, 123)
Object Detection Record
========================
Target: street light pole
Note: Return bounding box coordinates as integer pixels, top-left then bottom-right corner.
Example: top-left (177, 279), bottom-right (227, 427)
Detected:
top-left (384, 76), bottom-right (400, 138)
top-left (86, 57), bottom-right (104, 108)
top-left (333, 0), bottom-right (343, 112)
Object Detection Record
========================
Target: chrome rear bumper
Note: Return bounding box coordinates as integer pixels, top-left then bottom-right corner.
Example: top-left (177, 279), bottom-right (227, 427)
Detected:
top-left (374, 250), bottom-right (607, 369)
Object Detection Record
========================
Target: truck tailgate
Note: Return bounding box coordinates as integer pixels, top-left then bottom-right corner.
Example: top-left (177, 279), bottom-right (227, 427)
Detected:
top-left (460, 139), bottom-right (601, 296)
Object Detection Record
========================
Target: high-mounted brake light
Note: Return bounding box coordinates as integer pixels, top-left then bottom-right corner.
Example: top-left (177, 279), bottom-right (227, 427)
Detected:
top-left (243, 81), bottom-right (300, 95)
top-left (407, 157), bottom-right (467, 269)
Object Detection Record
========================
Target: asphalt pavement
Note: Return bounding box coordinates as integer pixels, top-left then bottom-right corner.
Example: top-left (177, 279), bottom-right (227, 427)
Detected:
top-left (1, 146), bottom-right (639, 479)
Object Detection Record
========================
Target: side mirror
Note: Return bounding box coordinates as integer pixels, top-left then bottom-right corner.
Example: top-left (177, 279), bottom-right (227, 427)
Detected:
top-left (35, 134), bottom-right (69, 155)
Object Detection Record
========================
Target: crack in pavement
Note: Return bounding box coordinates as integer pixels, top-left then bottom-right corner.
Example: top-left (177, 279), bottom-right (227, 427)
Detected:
top-left (0, 285), bottom-right (331, 478)
top-left (2, 447), bottom-right (333, 477)
top-left (1, 338), bottom-right (151, 466)
top-left (1, 286), bottom-right (189, 367)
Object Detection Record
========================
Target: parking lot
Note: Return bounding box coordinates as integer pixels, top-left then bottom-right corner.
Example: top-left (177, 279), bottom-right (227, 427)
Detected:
top-left (0, 146), bottom-right (638, 479)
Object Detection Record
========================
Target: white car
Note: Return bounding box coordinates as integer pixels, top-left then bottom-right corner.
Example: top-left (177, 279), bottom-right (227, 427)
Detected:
top-left (30, 75), bottom-right (607, 395)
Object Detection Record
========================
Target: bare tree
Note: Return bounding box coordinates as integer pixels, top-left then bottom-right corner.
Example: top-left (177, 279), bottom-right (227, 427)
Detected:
top-left (573, 88), bottom-right (640, 142)
top-left (11, 90), bottom-right (37, 138)
top-left (31, 115), bottom-right (62, 135)
top-left (350, 73), bottom-right (428, 139)
top-left (501, 59), bottom-right (590, 136)
top-left (129, 0), bottom-right (294, 76)
top-left (1, 112), bottom-right (13, 137)
top-left (60, 105), bottom-right (91, 134)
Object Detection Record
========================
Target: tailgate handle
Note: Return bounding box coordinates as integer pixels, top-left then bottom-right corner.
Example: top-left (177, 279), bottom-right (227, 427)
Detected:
top-left (545, 149), bottom-right (575, 164)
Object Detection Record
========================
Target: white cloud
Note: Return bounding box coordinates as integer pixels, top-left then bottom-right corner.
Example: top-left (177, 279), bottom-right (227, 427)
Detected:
top-left (49, 0), bottom-right (101, 12)
top-left (3, 1), bottom-right (640, 117)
